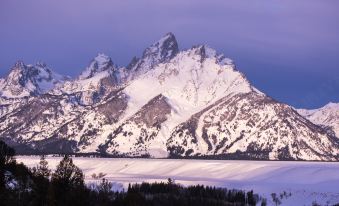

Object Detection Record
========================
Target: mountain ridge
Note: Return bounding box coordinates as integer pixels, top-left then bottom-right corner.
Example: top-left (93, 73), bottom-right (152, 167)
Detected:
top-left (297, 102), bottom-right (339, 139)
top-left (0, 33), bottom-right (338, 161)
top-left (0, 61), bottom-right (68, 99)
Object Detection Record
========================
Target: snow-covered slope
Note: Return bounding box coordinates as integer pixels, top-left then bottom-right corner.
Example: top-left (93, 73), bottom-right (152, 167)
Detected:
top-left (0, 33), bottom-right (338, 160)
top-left (297, 102), bottom-right (339, 138)
top-left (168, 93), bottom-right (337, 160)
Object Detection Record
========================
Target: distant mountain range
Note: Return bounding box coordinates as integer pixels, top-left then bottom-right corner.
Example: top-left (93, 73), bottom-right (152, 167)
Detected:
top-left (0, 33), bottom-right (338, 160)
top-left (296, 103), bottom-right (339, 140)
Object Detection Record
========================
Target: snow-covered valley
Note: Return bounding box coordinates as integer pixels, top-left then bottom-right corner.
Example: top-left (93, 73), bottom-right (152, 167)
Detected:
top-left (17, 156), bottom-right (339, 205)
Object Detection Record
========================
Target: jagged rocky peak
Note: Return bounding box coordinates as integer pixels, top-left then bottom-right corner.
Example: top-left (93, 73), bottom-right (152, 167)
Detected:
top-left (190, 45), bottom-right (208, 58)
top-left (188, 45), bottom-right (235, 67)
top-left (0, 61), bottom-right (66, 98)
top-left (127, 32), bottom-right (179, 79)
top-left (126, 56), bottom-right (139, 70)
top-left (13, 60), bottom-right (26, 69)
top-left (53, 53), bottom-right (126, 106)
top-left (142, 32), bottom-right (179, 62)
top-left (78, 53), bottom-right (115, 80)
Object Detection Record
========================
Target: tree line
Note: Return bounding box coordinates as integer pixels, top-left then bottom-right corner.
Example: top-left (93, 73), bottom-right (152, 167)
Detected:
top-left (0, 140), bottom-right (263, 206)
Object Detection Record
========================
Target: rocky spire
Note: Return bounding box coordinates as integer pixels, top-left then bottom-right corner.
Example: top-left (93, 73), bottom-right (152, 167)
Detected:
top-left (126, 32), bottom-right (179, 79)
top-left (78, 53), bottom-right (115, 80)
top-left (141, 32), bottom-right (179, 63)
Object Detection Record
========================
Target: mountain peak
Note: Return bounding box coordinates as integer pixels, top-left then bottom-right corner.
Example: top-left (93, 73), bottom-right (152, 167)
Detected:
top-left (13, 60), bottom-right (25, 69)
top-left (161, 32), bottom-right (176, 41)
top-left (94, 53), bottom-right (111, 64)
top-left (126, 33), bottom-right (179, 79)
top-left (78, 53), bottom-right (114, 80)
top-left (188, 45), bottom-right (234, 66)
top-left (297, 101), bottom-right (339, 139)
top-left (35, 61), bottom-right (47, 68)
top-left (142, 32), bottom-right (179, 61)
top-left (324, 102), bottom-right (339, 108)
top-left (0, 61), bottom-right (66, 98)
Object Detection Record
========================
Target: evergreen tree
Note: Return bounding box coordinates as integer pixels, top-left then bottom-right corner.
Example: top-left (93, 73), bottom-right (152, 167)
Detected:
top-left (0, 140), bottom-right (15, 167)
top-left (0, 140), bottom-right (16, 195)
top-left (31, 155), bottom-right (51, 205)
top-left (51, 155), bottom-right (84, 188)
top-left (50, 155), bottom-right (86, 206)
top-left (98, 178), bottom-right (113, 194)
top-left (32, 155), bottom-right (51, 178)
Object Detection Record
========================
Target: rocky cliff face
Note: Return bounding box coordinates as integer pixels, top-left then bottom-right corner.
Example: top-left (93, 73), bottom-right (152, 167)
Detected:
top-left (0, 33), bottom-right (338, 160)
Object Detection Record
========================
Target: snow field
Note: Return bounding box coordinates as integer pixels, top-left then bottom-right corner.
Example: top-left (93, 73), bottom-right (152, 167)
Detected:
top-left (17, 156), bottom-right (339, 205)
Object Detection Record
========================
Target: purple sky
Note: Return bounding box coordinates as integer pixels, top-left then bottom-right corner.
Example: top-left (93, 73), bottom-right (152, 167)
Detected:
top-left (1, 0), bottom-right (339, 108)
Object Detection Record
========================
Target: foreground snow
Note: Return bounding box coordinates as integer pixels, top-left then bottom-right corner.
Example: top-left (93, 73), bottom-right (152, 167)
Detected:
top-left (17, 156), bottom-right (339, 205)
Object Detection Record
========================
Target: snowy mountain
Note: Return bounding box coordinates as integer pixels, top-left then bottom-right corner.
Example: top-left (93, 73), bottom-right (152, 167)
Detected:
top-left (0, 61), bottom-right (67, 99)
top-left (0, 61), bottom-right (68, 119)
top-left (51, 53), bottom-right (126, 105)
top-left (297, 102), bottom-right (339, 138)
top-left (0, 33), bottom-right (338, 160)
